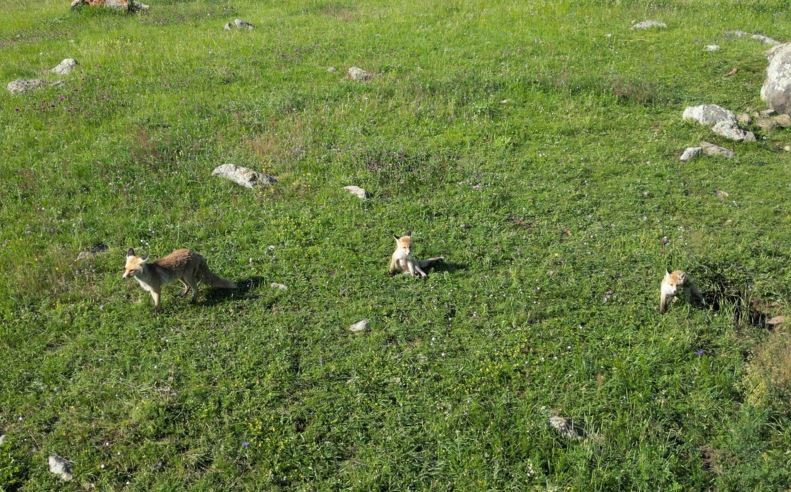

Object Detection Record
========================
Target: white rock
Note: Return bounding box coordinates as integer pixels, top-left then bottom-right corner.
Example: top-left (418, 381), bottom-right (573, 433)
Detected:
top-left (761, 43), bottom-right (791, 115)
top-left (704, 45), bottom-right (720, 52)
top-left (51, 58), bottom-right (78, 75)
top-left (548, 416), bottom-right (583, 440)
top-left (270, 283), bottom-right (288, 290)
top-left (347, 66), bottom-right (372, 81)
top-left (725, 30), bottom-right (749, 38)
top-left (632, 20), bottom-right (666, 30)
top-left (348, 319), bottom-right (369, 333)
top-left (711, 121), bottom-right (756, 142)
top-left (343, 185), bottom-right (367, 199)
top-left (49, 455), bottom-right (73, 481)
top-left (225, 18), bottom-right (254, 30)
top-left (212, 164), bottom-right (276, 189)
top-left (700, 141), bottom-right (735, 158)
top-left (682, 104), bottom-right (736, 127)
top-left (679, 147), bottom-right (702, 162)
top-left (327, 66), bottom-right (337, 73)
top-left (6, 79), bottom-right (46, 94)
top-left (752, 34), bottom-right (780, 46)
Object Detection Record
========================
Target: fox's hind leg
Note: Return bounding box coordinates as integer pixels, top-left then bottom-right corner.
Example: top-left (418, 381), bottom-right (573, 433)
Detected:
top-left (178, 279), bottom-right (191, 297)
top-left (150, 289), bottom-right (162, 312)
top-left (183, 273), bottom-right (200, 304)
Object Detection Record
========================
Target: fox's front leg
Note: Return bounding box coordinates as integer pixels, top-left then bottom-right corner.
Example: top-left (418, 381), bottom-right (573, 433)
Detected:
top-left (659, 292), bottom-right (672, 314)
top-left (388, 256), bottom-right (399, 275)
top-left (413, 262), bottom-right (427, 278)
top-left (150, 290), bottom-right (162, 312)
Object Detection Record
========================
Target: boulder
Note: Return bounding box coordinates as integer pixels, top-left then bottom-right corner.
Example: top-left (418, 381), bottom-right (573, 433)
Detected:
top-left (347, 66), bottom-right (373, 81)
top-left (712, 121), bottom-right (756, 142)
top-left (761, 43), bottom-right (791, 115)
top-left (679, 147), bottom-right (702, 162)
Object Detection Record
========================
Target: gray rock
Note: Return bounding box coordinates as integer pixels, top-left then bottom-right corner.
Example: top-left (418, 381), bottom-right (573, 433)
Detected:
top-left (343, 185), bottom-right (367, 199)
top-left (700, 141), bottom-right (735, 158)
top-left (632, 20), bottom-right (666, 30)
top-left (7, 79), bottom-right (46, 94)
top-left (270, 283), bottom-right (288, 290)
top-left (704, 44), bottom-right (720, 52)
top-left (725, 30), bottom-right (749, 38)
top-left (48, 454), bottom-right (73, 481)
top-left (225, 18), bottom-right (254, 30)
top-left (212, 164), bottom-right (277, 189)
top-left (347, 66), bottom-right (373, 81)
top-left (715, 189), bottom-right (730, 199)
top-left (712, 121), bottom-right (756, 142)
top-left (774, 114), bottom-right (791, 127)
top-left (679, 147), bottom-right (702, 162)
top-left (761, 43), bottom-right (791, 115)
top-left (51, 58), bottom-right (78, 75)
top-left (752, 34), bottom-right (780, 46)
top-left (348, 319), bottom-right (369, 333)
top-left (682, 104), bottom-right (736, 127)
top-left (548, 416), bottom-right (584, 440)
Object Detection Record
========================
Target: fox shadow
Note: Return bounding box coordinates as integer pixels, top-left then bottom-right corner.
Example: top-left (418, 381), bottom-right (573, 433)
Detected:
top-left (429, 260), bottom-right (467, 274)
top-left (202, 276), bottom-right (265, 306)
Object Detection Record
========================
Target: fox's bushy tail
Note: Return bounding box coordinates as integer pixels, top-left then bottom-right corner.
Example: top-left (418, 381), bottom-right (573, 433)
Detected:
top-left (199, 263), bottom-right (237, 289)
top-left (419, 257), bottom-right (444, 270)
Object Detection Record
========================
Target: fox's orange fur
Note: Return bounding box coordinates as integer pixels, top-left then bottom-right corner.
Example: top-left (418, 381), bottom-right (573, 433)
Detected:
top-left (123, 248), bottom-right (236, 310)
top-left (660, 270), bottom-right (703, 314)
top-left (388, 232), bottom-right (443, 278)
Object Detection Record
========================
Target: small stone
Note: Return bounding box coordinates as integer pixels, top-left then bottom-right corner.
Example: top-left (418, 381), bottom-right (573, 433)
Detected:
top-left (225, 18), bottom-right (254, 30)
top-left (347, 66), bottom-right (373, 81)
top-left (632, 20), bottom-right (666, 30)
top-left (711, 121), bottom-right (755, 142)
top-left (343, 185), bottom-right (367, 199)
top-left (212, 164), bottom-right (277, 189)
top-left (784, 145), bottom-right (791, 152)
top-left (7, 79), bottom-right (46, 94)
top-left (680, 147), bottom-right (702, 162)
top-left (270, 283), bottom-right (288, 290)
top-left (773, 114), bottom-right (791, 128)
top-left (327, 66), bottom-right (337, 73)
top-left (548, 416), bottom-right (584, 440)
top-left (725, 30), bottom-right (749, 38)
top-left (700, 141), bottom-right (735, 158)
top-left (76, 243), bottom-right (109, 261)
top-left (49, 455), bottom-right (73, 481)
top-left (602, 290), bottom-right (614, 303)
top-left (715, 189), bottom-right (729, 199)
top-left (755, 117), bottom-right (777, 132)
top-left (51, 58), bottom-right (78, 75)
top-left (737, 113), bottom-right (752, 125)
top-left (682, 104), bottom-right (736, 127)
top-left (751, 34), bottom-right (779, 46)
top-left (348, 319), bottom-right (369, 333)
top-left (704, 45), bottom-right (720, 52)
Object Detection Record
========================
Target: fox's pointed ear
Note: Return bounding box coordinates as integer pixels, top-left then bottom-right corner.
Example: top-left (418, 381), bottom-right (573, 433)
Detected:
top-left (127, 248), bottom-right (135, 257)
top-left (405, 230), bottom-right (412, 237)
top-left (666, 270), bottom-right (670, 275)
top-left (393, 234), bottom-right (400, 241)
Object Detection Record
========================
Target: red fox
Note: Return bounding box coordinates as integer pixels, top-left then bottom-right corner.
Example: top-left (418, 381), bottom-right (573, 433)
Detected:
top-left (660, 270), bottom-right (703, 314)
top-left (123, 248), bottom-right (236, 310)
top-left (388, 232), bottom-right (444, 278)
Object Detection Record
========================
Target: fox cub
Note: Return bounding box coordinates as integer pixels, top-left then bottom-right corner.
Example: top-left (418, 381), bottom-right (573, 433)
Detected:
top-left (123, 248), bottom-right (236, 310)
top-left (660, 270), bottom-right (703, 314)
top-left (388, 232), bottom-right (444, 278)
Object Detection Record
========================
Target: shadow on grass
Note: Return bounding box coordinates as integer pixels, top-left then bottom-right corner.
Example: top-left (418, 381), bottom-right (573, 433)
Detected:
top-left (430, 260), bottom-right (467, 274)
top-left (696, 267), bottom-right (772, 330)
top-left (202, 276), bottom-right (265, 306)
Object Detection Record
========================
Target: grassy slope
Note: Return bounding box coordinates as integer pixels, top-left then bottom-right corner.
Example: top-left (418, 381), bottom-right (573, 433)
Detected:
top-left (1, 0), bottom-right (790, 489)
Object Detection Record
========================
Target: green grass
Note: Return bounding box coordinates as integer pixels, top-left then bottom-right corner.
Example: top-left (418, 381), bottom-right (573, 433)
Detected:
top-left (1, 0), bottom-right (790, 489)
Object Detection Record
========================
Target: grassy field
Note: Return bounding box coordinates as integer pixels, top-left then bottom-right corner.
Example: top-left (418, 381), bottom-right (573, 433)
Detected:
top-left (1, 0), bottom-right (790, 489)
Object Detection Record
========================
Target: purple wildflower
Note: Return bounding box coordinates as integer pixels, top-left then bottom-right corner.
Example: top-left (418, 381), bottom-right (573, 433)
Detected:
top-left (695, 349), bottom-right (705, 357)
top-left (241, 441), bottom-right (250, 448)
